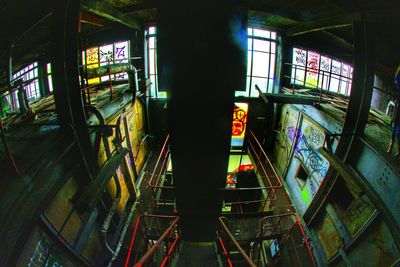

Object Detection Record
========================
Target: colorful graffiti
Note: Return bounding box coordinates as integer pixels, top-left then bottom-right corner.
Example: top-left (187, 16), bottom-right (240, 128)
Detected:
top-left (226, 164), bottom-right (254, 185)
top-left (287, 125), bottom-right (328, 178)
top-left (231, 103), bottom-right (248, 147)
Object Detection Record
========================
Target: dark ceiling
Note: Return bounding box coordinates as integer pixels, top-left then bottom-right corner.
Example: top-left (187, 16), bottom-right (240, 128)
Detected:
top-left (0, 0), bottom-right (399, 76)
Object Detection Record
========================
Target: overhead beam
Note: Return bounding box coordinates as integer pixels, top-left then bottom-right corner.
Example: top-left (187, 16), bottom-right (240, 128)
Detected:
top-left (81, 0), bottom-right (140, 30)
top-left (262, 93), bottom-right (329, 105)
top-left (80, 10), bottom-right (105, 27)
top-left (287, 14), bottom-right (359, 36)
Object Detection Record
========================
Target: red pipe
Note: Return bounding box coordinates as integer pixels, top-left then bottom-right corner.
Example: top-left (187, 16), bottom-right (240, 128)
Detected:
top-left (160, 235), bottom-right (180, 267)
top-left (218, 238), bottom-right (233, 267)
top-left (296, 216), bottom-right (316, 267)
top-left (124, 216), bottom-right (141, 267)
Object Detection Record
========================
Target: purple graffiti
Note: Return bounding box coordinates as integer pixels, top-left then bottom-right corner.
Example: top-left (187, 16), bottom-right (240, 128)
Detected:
top-left (115, 46), bottom-right (126, 59)
top-left (287, 126), bottom-right (303, 155)
top-left (287, 125), bottom-right (328, 177)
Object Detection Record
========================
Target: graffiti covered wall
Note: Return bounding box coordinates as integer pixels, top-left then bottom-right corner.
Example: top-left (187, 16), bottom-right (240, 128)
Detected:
top-left (273, 104), bottom-right (338, 213)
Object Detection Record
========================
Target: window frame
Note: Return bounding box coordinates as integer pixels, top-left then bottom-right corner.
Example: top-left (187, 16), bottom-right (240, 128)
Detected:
top-left (237, 27), bottom-right (278, 98)
top-left (11, 62), bottom-right (40, 106)
top-left (82, 41), bottom-right (130, 85)
top-left (291, 47), bottom-right (353, 96)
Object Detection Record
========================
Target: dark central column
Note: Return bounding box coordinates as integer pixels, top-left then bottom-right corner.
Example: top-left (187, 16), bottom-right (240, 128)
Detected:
top-left (158, 1), bottom-right (247, 240)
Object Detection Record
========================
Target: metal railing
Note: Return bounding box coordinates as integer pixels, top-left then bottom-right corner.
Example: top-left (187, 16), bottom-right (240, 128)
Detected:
top-left (148, 134), bottom-right (175, 207)
top-left (148, 131), bottom-right (293, 214)
top-left (218, 213), bottom-right (316, 267)
top-left (124, 214), bottom-right (180, 267)
top-left (246, 130), bottom-right (296, 214)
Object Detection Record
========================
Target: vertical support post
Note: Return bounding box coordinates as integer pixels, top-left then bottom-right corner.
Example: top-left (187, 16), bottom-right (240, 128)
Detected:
top-left (50, 0), bottom-right (96, 176)
top-left (335, 20), bottom-right (375, 161)
top-left (38, 59), bottom-right (50, 97)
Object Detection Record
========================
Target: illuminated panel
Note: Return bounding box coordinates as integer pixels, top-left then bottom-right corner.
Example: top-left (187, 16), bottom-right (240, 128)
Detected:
top-left (47, 63), bottom-right (53, 92)
top-left (99, 44), bottom-right (114, 82)
top-left (226, 154), bottom-right (253, 187)
top-left (291, 48), bottom-right (306, 86)
top-left (114, 41), bottom-right (128, 80)
top-left (305, 51), bottom-right (320, 88)
top-left (86, 47), bottom-right (100, 85)
top-left (291, 47), bottom-right (353, 96)
top-left (318, 56), bottom-right (331, 90)
top-left (231, 102), bottom-right (248, 147)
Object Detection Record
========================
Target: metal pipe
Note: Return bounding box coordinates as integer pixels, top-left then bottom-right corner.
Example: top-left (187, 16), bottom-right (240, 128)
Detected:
top-left (86, 105), bottom-right (123, 255)
top-left (295, 216), bottom-right (316, 267)
top-left (0, 120), bottom-right (19, 175)
top-left (124, 215), bottom-right (142, 267)
top-left (134, 134), bottom-right (150, 160)
top-left (123, 116), bottom-right (139, 184)
top-left (108, 200), bottom-right (138, 267)
top-left (100, 126), bottom-right (122, 256)
top-left (108, 61), bottom-right (114, 100)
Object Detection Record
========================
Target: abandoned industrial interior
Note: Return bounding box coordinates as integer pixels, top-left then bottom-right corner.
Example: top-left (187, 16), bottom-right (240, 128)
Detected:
top-left (1, 0), bottom-right (400, 266)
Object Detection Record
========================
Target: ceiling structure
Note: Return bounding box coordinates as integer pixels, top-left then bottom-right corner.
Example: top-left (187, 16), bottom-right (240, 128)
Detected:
top-left (0, 0), bottom-right (399, 78)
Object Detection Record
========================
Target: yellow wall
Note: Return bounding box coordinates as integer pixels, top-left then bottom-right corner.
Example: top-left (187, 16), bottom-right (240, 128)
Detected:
top-left (97, 99), bottom-right (148, 213)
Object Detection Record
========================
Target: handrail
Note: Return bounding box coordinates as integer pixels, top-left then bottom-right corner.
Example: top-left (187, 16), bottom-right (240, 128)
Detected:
top-left (218, 217), bottom-right (257, 267)
top-left (295, 216), bottom-right (316, 267)
top-left (219, 212), bottom-right (316, 266)
top-left (248, 129), bottom-right (282, 187)
top-left (148, 134), bottom-right (170, 187)
top-left (133, 217), bottom-right (180, 267)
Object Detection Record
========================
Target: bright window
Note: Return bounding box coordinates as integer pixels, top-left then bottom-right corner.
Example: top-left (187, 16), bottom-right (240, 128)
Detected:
top-left (291, 48), bottom-right (353, 95)
top-left (146, 27), bottom-right (277, 99)
top-left (236, 28), bottom-right (277, 98)
top-left (145, 26), bottom-right (166, 98)
top-left (82, 41), bottom-right (130, 85)
top-left (46, 63), bottom-right (53, 92)
top-left (12, 62), bottom-right (40, 103)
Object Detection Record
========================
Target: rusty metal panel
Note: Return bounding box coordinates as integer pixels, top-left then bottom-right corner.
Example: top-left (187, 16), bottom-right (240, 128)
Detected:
top-left (293, 104), bottom-right (343, 134)
top-left (347, 220), bottom-right (400, 266)
top-left (353, 140), bottom-right (400, 235)
top-left (313, 211), bottom-right (343, 260)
